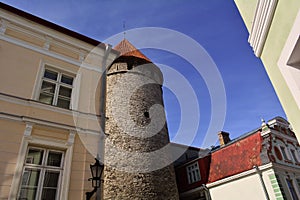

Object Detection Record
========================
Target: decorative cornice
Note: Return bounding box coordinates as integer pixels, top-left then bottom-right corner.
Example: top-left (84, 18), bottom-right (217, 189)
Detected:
top-left (0, 33), bottom-right (104, 72)
top-left (0, 112), bottom-right (102, 138)
top-left (66, 130), bottom-right (76, 146)
top-left (249, 0), bottom-right (278, 57)
top-left (43, 35), bottom-right (52, 50)
top-left (0, 19), bottom-right (7, 34)
top-left (24, 122), bottom-right (34, 138)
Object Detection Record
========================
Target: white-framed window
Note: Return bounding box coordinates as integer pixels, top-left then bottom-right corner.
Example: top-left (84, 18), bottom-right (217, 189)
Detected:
top-left (286, 178), bottom-right (299, 200)
top-left (18, 146), bottom-right (64, 200)
top-left (186, 162), bottom-right (201, 184)
top-left (38, 67), bottom-right (74, 109)
top-left (291, 149), bottom-right (299, 163)
top-left (280, 146), bottom-right (289, 160)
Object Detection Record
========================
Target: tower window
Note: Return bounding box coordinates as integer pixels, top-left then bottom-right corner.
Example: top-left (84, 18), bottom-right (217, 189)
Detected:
top-left (127, 64), bottom-right (133, 70)
top-left (144, 111), bottom-right (150, 118)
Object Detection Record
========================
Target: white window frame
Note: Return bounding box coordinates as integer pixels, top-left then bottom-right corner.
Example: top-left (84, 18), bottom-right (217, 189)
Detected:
top-left (290, 149), bottom-right (299, 163)
top-left (18, 146), bottom-right (65, 200)
top-left (186, 162), bottom-right (201, 184)
top-left (276, 140), bottom-right (292, 162)
top-left (287, 143), bottom-right (300, 164)
top-left (9, 124), bottom-right (74, 200)
top-left (37, 65), bottom-right (74, 109)
top-left (32, 62), bottom-right (81, 111)
top-left (286, 178), bottom-right (299, 200)
top-left (280, 145), bottom-right (290, 161)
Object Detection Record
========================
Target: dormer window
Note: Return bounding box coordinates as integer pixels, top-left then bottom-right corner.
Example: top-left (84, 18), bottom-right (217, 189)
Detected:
top-left (186, 162), bottom-right (201, 184)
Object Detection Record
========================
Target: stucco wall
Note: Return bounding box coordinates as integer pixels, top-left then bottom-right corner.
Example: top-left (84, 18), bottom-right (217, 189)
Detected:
top-left (209, 174), bottom-right (266, 200)
top-left (0, 7), bottom-right (112, 199)
top-left (234, 0), bottom-right (259, 31)
top-left (260, 0), bottom-right (300, 138)
top-left (208, 168), bottom-right (278, 200)
top-left (234, 0), bottom-right (300, 141)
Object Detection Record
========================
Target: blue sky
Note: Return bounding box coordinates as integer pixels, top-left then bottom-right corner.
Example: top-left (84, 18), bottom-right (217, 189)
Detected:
top-left (2, 0), bottom-right (286, 147)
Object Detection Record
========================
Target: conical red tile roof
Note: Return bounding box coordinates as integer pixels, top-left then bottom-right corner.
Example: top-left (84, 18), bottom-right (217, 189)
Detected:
top-left (114, 39), bottom-right (151, 62)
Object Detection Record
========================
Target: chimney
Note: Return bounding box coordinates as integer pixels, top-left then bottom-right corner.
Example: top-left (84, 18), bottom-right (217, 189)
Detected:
top-left (218, 131), bottom-right (231, 146)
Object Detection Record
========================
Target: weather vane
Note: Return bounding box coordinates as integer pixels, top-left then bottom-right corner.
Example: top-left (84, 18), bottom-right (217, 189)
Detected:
top-left (123, 20), bottom-right (126, 39)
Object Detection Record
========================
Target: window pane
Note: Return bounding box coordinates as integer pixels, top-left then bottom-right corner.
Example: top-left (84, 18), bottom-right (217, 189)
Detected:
top-left (286, 179), bottom-right (298, 200)
top-left (59, 86), bottom-right (72, 98)
top-left (41, 188), bottom-right (57, 200)
top-left (61, 75), bottom-right (73, 85)
top-left (26, 149), bottom-right (44, 165)
top-left (41, 81), bottom-right (56, 94)
top-left (47, 151), bottom-right (62, 167)
top-left (42, 171), bottom-right (59, 199)
top-left (39, 93), bottom-right (54, 105)
top-left (18, 168), bottom-right (40, 200)
top-left (43, 171), bottom-right (59, 187)
top-left (44, 70), bottom-right (58, 80)
top-left (18, 188), bottom-right (38, 200)
top-left (21, 168), bottom-right (40, 186)
top-left (280, 146), bottom-right (288, 160)
top-left (57, 98), bottom-right (70, 109)
top-left (291, 150), bottom-right (298, 162)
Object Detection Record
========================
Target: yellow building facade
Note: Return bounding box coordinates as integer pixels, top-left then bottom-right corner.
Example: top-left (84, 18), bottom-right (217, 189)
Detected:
top-left (0, 3), bottom-right (118, 199)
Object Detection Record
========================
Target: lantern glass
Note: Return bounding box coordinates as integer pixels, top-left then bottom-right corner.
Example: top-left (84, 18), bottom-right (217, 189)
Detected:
top-left (89, 158), bottom-right (104, 188)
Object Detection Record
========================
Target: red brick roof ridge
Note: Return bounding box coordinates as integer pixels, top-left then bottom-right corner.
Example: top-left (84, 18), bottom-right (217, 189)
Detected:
top-left (114, 39), bottom-right (151, 62)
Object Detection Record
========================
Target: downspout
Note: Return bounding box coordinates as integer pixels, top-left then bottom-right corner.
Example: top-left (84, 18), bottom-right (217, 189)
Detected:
top-left (97, 43), bottom-right (112, 200)
top-left (99, 43), bottom-right (112, 156)
top-left (254, 165), bottom-right (270, 200)
top-left (201, 184), bottom-right (212, 200)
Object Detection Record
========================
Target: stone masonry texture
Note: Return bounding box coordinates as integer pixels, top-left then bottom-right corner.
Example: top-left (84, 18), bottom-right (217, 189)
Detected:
top-left (103, 57), bottom-right (179, 200)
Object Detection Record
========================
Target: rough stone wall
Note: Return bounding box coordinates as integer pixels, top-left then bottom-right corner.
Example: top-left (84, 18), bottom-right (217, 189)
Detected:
top-left (103, 61), bottom-right (179, 200)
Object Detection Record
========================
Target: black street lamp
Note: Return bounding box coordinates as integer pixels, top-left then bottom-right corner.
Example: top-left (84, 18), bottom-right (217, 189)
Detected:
top-left (86, 158), bottom-right (104, 200)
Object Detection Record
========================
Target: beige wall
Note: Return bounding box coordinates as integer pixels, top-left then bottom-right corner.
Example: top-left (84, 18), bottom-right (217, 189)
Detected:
top-left (0, 119), bottom-right (24, 199)
top-left (0, 118), bottom-right (97, 199)
top-left (0, 6), bottom-right (117, 199)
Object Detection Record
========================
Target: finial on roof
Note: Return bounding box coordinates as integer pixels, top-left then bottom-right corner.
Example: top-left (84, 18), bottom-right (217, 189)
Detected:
top-left (261, 117), bottom-right (270, 132)
top-left (123, 20), bottom-right (126, 39)
top-left (261, 117), bottom-right (266, 125)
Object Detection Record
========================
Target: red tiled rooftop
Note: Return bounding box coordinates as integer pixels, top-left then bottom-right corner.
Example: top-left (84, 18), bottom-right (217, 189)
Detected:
top-left (208, 131), bottom-right (263, 182)
top-left (114, 39), bottom-right (151, 62)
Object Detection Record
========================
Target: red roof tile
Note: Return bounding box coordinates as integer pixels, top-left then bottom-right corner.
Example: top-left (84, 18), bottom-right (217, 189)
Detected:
top-left (208, 131), bottom-right (263, 182)
top-left (114, 39), bottom-right (151, 62)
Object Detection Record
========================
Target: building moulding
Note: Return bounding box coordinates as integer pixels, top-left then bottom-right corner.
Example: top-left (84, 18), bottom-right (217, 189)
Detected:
top-left (249, 0), bottom-right (278, 57)
top-left (0, 112), bottom-right (101, 137)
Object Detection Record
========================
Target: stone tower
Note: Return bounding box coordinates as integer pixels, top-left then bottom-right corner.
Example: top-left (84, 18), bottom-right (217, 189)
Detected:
top-left (103, 39), bottom-right (179, 199)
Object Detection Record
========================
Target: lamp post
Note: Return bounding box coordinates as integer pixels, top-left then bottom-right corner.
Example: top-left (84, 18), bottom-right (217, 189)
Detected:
top-left (86, 158), bottom-right (104, 200)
